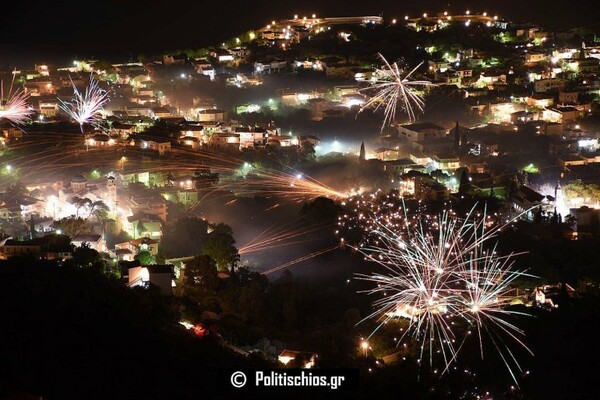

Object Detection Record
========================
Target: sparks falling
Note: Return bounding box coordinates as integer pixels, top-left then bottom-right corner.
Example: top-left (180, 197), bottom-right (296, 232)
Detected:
top-left (58, 74), bottom-right (110, 131)
top-left (359, 54), bottom-right (433, 130)
top-left (355, 204), bottom-right (534, 384)
top-left (0, 77), bottom-right (32, 126)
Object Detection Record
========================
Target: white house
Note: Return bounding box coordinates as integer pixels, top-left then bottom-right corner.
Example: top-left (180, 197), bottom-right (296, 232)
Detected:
top-left (397, 123), bottom-right (447, 142)
top-left (197, 109), bottom-right (226, 122)
top-left (236, 127), bottom-right (268, 148)
top-left (542, 106), bottom-right (580, 123)
top-left (525, 53), bottom-right (548, 63)
top-left (432, 154), bottom-right (461, 172)
top-left (128, 265), bottom-right (174, 296)
top-left (534, 78), bottom-right (566, 93)
top-left (72, 234), bottom-right (106, 253)
top-left (137, 137), bottom-right (172, 155)
top-left (210, 133), bottom-right (240, 150)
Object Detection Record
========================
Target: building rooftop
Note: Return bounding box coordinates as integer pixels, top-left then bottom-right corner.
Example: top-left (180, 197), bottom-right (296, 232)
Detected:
top-left (401, 122), bottom-right (445, 131)
top-left (71, 174), bottom-right (88, 183)
top-left (72, 234), bottom-right (103, 243)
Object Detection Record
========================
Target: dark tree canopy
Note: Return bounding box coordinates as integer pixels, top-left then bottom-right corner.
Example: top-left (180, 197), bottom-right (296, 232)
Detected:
top-left (202, 226), bottom-right (239, 272)
top-left (160, 217), bottom-right (210, 258)
top-left (70, 242), bottom-right (102, 268)
top-left (300, 196), bottom-right (342, 224)
top-left (185, 254), bottom-right (218, 290)
top-left (0, 261), bottom-right (261, 400)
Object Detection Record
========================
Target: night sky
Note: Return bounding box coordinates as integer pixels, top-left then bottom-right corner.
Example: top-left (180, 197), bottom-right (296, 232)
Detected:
top-left (1, 0), bottom-right (600, 66)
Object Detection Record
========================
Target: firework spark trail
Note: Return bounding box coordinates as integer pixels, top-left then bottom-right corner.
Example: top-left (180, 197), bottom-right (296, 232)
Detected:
top-left (359, 54), bottom-right (433, 130)
top-left (3, 141), bottom-right (347, 203)
top-left (0, 76), bottom-right (32, 125)
top-left (355, 203), bottom-right (534, 384)
top-left (3, 137), bottom-right (346, 214)
top-left (229, 167), bottom-right (347, 200)
top-left (58, 74), bottom-right (110, 131)
top-left (452, 241), bottom-right (534, 379)
top-left (239, 220), bottom-right (333, 255)
top-left (129, 146), bottom-right (347, 201)
top-left (262, 246), bottom-right (338, 275)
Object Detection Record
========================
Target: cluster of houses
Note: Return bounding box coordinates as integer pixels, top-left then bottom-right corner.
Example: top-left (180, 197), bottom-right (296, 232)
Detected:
top-left (2, 55), bottom-right (329, 155)
top-left (360, 117), bottom-right (600, 239)
top-left (2, 12), bottom-right (600, 269)
top-left (257, 18), bottom-right (600, 130)
top-left (9, 9), bottom-right (598, 162)
top-left (0, 170), bottom-right (179, 295)
top-left (83, 119), bottom-right (317, 154)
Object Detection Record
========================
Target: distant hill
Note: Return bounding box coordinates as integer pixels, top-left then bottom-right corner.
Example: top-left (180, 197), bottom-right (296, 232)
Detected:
top-left (1, 0), bottom-right (598, 65)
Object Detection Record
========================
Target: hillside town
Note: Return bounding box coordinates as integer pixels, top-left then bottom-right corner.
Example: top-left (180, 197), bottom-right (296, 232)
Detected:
top-left (3, 12), bottom-right (600, 264)
top-left (1, 9), bottom-right (600, 400)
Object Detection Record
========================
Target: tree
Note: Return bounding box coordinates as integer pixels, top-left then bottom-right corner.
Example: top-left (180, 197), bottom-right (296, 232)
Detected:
top-left (0, 219), bottom-right (28, 239)
top-left (202, 229), bottom-right (240, 273)
top-left (359, 142), bottom-right (366, 163)
top-left (564, 214), bottom-right (577, 228)
top-left (72, 196), bottom-right (92, 218)
top-left (236, 265), bottom-right (268, 289)
top-left (0, 261), bottom-right (252, 399)
top-left (54, 216), bottom-right (90, 238)
top-left (185, 255), bottom-right (218, 291)
top-left (137, 54), bottom-right (150, 64)
top-left (45, 234), bottom-right (74, 253)
top-left (343, 308), bottom-right (361, 328)
top-left (135, 250), bottom-right (154, 266)
top-left (287, 353), bottom-right (312, 368)
top-left (160, 217), bottom-right (211, 258)
top-left (3, 182), bottom-right (28, 201)
top-left (457, 167), bottom-right (471, 195)
top-left (563, 179), bottom-right (600, 204)
top-left (300, 197), bottom-right (342, 224)
top-left (71, 243), bottom-right (102, 268)
top-left (300, 142), bottom-right (316, 162)
top-left (88, 200), bottom-right (109, 220)
top-left (534, 206), bottom-right (543, 224)
top-left (91, 59), bottom-right (113, 73)
top-left (105, 230), bottom-right (131, 249)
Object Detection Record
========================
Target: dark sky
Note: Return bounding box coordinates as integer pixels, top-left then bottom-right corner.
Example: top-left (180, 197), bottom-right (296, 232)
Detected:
top-left (1, 0), bottom-right (600, 66)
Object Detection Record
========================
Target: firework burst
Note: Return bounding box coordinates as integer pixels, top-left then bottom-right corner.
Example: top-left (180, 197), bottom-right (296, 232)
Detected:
top-left (58, 74), bottom-right (110, 131)
top-left (355, 204), bottom-right (534, 384)
top-left (359, 54), bottom-right (433, 130)
top-left (0, 76), bottom-right (32, 126)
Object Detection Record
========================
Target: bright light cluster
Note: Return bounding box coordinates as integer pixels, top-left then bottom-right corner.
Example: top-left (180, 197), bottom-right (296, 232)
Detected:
top-left (0, 78), bottom-right (32, 125)
top-left (354, 202), bottom-right (533, 384)
top-left (59, 74), bottom-right (110, 131)
top-left (359, 54), bottom-right (433, 130)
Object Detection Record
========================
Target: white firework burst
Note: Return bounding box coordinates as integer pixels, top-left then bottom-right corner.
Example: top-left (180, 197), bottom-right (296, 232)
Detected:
top-left (356, 205), bottom-right (534, 384)
top-left (359, 53), bottom-right (433, 130)
top-left (0, 76), bottom-right (32, 126)
top-left (456, 239), bottom-right (534, 383)
top-left (58, 74), bottom-right (110, 131)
